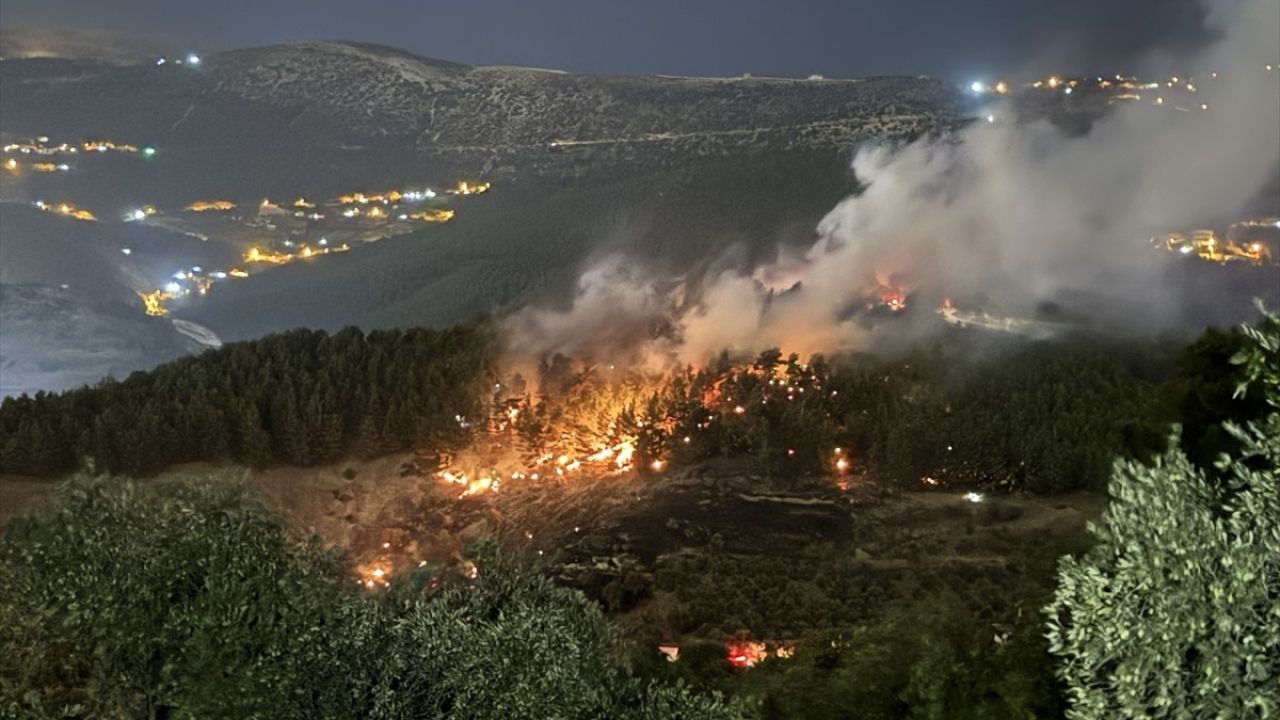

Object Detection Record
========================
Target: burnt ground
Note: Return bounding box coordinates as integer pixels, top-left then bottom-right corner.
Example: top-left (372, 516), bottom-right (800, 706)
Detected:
top-left (0, 456), bottom-right (1100, 646)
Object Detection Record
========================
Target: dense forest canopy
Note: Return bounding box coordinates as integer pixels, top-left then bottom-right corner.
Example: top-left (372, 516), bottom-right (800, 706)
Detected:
top-left (1, 324), bottom-right (1203, 492)
top-left (0, 325), bottom-right (496, 477)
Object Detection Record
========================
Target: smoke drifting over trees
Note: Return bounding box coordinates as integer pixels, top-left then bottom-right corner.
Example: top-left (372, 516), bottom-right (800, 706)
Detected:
top-left (509, 0), bottom-right (1279, 365)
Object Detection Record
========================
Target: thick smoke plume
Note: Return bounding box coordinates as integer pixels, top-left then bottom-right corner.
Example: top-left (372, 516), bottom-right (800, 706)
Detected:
top-left (508, 0), bottom-right (1279, 365)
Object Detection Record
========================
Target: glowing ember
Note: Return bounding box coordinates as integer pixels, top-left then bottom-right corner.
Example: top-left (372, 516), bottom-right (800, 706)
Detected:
top-left (726, 641), bottom-right (769, 669)
top-left (357, 562), bottom-right (392, 590)
top-left (614, 441), bottom-right (636, 469)
top-left (877, 283), bottom-right (907, 311)
top-left (438, 470), bottom-right (498, 498)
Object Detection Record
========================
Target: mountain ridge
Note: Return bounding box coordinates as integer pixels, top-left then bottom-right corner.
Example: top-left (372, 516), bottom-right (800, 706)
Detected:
top-left (1, 39), bottom-right (965, 179)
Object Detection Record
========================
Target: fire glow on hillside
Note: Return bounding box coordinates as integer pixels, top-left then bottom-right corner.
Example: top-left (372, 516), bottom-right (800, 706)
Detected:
top-left (428, 350), bottom-right (858, 503)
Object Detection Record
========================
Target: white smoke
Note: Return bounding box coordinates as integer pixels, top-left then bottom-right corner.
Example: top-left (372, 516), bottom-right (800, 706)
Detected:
top-left (508, 0), bottom-right (1280, 365)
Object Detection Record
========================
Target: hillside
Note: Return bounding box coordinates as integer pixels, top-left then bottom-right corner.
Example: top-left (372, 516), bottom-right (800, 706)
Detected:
top-left (0, 41), bottom-right (964, 186)
top-left (0, 41), bottom-right (964, 392)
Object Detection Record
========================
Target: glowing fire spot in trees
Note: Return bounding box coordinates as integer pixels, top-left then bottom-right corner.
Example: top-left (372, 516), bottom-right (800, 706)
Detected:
top-left (873, 271), bottom-right (909, 311)
top-left (726, 641), bottom-right (768, 669)
top-left (357, 563), bottom-right (391, 590)
top-left (614, 441), bottom-right (636, 469)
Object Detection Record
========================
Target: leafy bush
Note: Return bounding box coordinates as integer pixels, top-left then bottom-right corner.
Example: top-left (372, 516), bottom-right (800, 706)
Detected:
top-left (1047, 306), bottom-right (1280, 718)
top-left (0, 475), bottom-right (743, 719)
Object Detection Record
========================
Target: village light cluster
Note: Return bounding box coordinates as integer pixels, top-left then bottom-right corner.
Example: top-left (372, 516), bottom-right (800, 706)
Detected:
top-left (155, 53), bottom-right (201, 67)
top-left (4, 137), bottom-right (151, 156)
top-left (1151, 218), bottom-right (1279, 267)
top-left (970, 65), bottom-right (1275, 113)
top-left (3, 136), bottom-right (157, 175)
top-left (95, 177), bottom-right (488, 316)
top-left (31, 199), bottom-right (95, 221)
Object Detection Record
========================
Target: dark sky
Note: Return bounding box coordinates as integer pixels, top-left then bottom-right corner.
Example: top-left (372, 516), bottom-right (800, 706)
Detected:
top-left (1, 0), bottom-right (1212, 80)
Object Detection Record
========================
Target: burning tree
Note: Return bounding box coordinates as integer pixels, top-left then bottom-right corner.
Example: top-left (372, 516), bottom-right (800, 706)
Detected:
top-left (484, 348), bottom-right (863, 484)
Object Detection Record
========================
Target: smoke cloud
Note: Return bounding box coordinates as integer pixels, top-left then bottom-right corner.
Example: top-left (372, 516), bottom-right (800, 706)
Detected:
top-left (508, 0), bottom-right (1280, 365)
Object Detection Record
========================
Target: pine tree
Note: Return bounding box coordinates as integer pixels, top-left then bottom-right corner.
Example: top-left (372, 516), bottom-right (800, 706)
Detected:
top-left (233, 401), bottom-right (272, 468)
top-left (310, 391), bottom-right (344, 463)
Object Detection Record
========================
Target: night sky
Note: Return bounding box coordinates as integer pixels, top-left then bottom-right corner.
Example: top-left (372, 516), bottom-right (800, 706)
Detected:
top-left (2, 0), bottom-right (1212, 81)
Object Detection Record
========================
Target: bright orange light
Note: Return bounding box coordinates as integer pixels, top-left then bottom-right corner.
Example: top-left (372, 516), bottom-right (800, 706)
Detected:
top-left (138, 290), bottom-right (172, 317)
top-left (615, 442), bottom-right (635, 468)
top-left (187, 200), bottom-right (235, 212)
top-left (726, 641), bottom-right (768, 669)
top-left (243, 247), bottom-right (290, 264)
top-left (409, 209), bottom-right (454, 223)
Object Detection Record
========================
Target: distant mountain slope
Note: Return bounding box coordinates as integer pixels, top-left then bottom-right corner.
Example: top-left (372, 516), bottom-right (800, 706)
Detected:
top-left (1, 40), bottom-right (963, 181)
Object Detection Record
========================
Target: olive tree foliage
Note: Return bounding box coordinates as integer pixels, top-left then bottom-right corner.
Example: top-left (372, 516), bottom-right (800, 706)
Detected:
top-left (1047, 305), bottom-right (1280, 719)
top-left (0, 474), bottom-right (744, 719)
top-left (0, 475), bottom-right (364, 719)
top-left (364, 549), bottom-right (748, 720)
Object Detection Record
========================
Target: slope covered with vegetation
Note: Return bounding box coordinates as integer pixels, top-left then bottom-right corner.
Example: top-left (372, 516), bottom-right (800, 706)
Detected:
top-left (3, 324), bottom-right (1190, 493)
top-left (0, 475), bottom-right (743, 718)
top-left (0, 313), bottom-right (1275, 718)
top-left (0, 325), bottom-right (494, 476)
